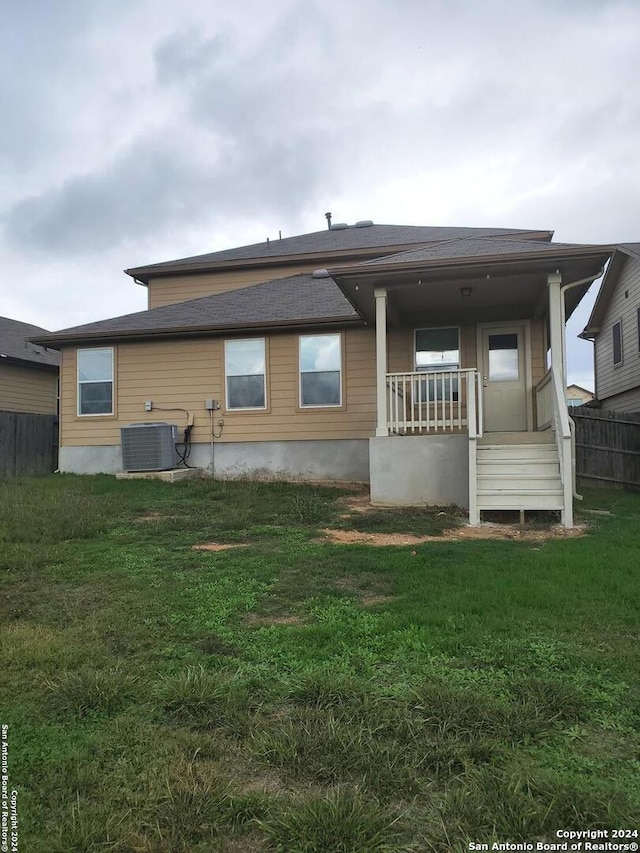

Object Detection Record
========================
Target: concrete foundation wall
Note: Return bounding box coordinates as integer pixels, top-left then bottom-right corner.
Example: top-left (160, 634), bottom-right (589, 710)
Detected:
top-left (59, 439), bottom-right (370, 482)
top-left (59, 445), bottom-right (123, 474)
top-left (369, 434), bottom-right (469, 507)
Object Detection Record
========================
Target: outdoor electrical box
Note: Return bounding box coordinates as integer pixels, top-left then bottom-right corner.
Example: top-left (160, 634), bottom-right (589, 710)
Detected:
top-left (205, 399), bottom-right (220, 410)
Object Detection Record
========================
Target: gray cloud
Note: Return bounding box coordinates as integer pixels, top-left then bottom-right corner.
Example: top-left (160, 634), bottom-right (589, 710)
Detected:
top-left (1, 0), bottom-right (639, 392)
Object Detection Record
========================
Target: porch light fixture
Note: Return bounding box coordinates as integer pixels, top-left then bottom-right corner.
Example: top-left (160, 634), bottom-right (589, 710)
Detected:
top-left (460, 286), bottom-right (473, 298)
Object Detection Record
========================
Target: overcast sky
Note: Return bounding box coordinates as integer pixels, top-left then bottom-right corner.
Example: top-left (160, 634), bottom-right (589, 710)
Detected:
top-left (2, 0), bottom-right (639, 388)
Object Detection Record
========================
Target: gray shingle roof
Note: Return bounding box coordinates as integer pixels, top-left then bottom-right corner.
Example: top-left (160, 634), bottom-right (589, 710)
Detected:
top-left (127, 224), bottom-right (551, 274)
top-left (355, 237), bottom-right (599, 267)
top-left (32, 273), bottom-right (360, 346)
top-left (616, 242), bottom-right (640, 260)
top-left (582, 243), bottom-right (640, 336)
top-left (0, 316), bottom-right (59, 367)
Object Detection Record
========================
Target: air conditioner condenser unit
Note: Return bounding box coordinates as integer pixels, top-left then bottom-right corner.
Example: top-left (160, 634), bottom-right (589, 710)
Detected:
top-left (120, 422), bottom-right (179, 472)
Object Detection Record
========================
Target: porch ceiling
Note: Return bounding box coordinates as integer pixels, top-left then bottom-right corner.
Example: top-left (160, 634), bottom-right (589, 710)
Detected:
top-left (332, 252), bottom-right (611, 327)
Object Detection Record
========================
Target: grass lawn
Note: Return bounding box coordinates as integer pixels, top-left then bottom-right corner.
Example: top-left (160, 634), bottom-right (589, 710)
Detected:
top-left (0, 475), bottom-right (639, 852)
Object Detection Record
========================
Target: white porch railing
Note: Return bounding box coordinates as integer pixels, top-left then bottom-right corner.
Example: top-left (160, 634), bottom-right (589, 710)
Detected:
top-left (386, 369), bottom-right (479, 435)
top-left (535, 369), bottom-right (553, 429)
top-left (551, 368), bottom-right (574, 526)
top-left (536, 366), bottom-right (576, 525)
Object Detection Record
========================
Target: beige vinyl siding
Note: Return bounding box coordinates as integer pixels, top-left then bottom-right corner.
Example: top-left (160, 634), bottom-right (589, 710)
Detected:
top-left (388, 324), bottom-right (478, 374)
top-left (148, 263), bottom-right (322, 308)
top-left (60, 329), bottom-right (377, 447)
top-left (530, 318), bottom-right (546, 387)
top-left (0, 364), bottom-right (58, 414)
top-left (594, 256), bottom-right (640, 401)
top-left (60, 317), bottom-right (549, 449)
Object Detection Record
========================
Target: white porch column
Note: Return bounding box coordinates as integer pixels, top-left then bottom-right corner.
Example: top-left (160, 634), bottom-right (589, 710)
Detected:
top-left (374, 287), bottom-right (388, 437)
top-left (548, 271), bottom-right (573, 527)
top-left (547, 272), bottom-right (563, 384)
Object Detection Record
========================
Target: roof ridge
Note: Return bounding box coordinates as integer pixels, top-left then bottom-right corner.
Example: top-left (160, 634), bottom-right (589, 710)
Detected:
top-left (126, 224), bottom-right (552, 280)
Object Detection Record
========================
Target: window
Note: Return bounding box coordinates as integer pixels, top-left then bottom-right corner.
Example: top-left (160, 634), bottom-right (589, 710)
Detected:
top-left (415, 327), bottom-right (460, 371)
top-left (299, 334), bottom-right (341, 407)
top-left (612, 320), bottom-right (622, 366)
top-left (488, 333), bottom-right (519, 381)
top-left (77, 348), bottom-right (113, 415)
top-left (414, 327), bottom-right (460, 400)
top-left (225, 339), bottom-right (266, 409)
top-left (567, 398), bottom-right (584, 408)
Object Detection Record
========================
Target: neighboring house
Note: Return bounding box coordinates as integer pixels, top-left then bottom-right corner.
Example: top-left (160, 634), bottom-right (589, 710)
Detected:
top-left (581, 243), bottom-right (640, 412)
top-left (0, 316), bottom-right (59, 414)
top-left (32, 221), bottom-right (614, 526)
top-left (566, 384), bottom-right (594, 408)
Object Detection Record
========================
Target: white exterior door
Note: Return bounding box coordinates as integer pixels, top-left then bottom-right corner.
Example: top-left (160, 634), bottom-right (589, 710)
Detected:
top-left (481, 324), bottom-right (528, 432)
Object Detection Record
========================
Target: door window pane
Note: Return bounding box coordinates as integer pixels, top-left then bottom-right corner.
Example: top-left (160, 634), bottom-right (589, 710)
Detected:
top-left (488, 333), bottom-right (519, 380)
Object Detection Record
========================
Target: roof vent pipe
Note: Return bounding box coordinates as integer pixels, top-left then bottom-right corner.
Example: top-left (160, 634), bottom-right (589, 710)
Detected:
top-left (325, 212), bottom-right (332, 230)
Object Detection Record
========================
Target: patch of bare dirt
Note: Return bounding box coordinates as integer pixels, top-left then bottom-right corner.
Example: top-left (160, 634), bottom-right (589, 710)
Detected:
top-left (360, 594), bottom-right (396, 606)
top-left (192, 542), bottom-right (250, 552)
top-left (321, 523), bottom-right (587, 546)
top-left (240, 773), bottom-right (283, 795)
top-left (134, 512), bottom-right (177, 522)
top-left (338, 493), bottom-right (372, 517)
top-left (244, 613), bottom-right (305, 627)
top-left (333, 574), bottom-right (395, 606)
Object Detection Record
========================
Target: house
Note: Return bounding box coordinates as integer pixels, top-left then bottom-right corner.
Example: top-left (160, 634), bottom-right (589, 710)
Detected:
top-left (0, 316), bottom-right (59, 414)
top-left (566, 384), bottom-right (594, 408)
top-left (581, 244), bottom-right (640, 412)
top-left (31, 221), bottom-right (614, 526)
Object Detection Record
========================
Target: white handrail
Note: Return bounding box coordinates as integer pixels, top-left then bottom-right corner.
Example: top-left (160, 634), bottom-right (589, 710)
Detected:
top-left (551, 367), bottom-right (573, 526)
top-left (467, 370), bottom-right (479, 524)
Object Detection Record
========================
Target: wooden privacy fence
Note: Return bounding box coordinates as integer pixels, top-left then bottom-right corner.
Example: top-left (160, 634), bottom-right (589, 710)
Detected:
top-left (572, 408), bottom-right (640, 488)
top-left (0, 411), bottom-right (58, 478)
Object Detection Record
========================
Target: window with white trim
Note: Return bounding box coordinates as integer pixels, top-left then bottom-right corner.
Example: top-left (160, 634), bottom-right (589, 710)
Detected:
top-left (612, 320), bottom-right (623, 366)
top-left (414, 327), bottom-right (460, 400)
top-left (415, 327), bottom-right (460, 371)
top-left (299, 334), bottom-right (342, 407)
top-left (77, 348), bottom-right (114, 415)
top-left (225, 339), bottom-right (266, 409)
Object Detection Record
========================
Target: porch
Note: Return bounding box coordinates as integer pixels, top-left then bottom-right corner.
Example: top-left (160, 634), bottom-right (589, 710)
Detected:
top-left (373, 363), bottom-right (570, 524)
top-left (330, 246), bottom-right (610, 528)
top-left (366, 273), bottom-right (581, 527)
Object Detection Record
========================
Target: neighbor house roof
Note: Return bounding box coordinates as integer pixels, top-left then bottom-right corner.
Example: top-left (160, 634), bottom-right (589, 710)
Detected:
top-left (0, 316), bottom-right (60, 368)
top-left (125, 224), bottom-right (554, 283)
top-left (581, 242), bottom-right (640, 337)
top-left (31, 273), bottom-right (360, 347)
top-left (567, 384), bottom-right (594, 396)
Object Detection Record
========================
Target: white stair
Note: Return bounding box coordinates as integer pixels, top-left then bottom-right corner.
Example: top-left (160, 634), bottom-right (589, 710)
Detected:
top-left (476, 435), bottom-right (563, 512)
